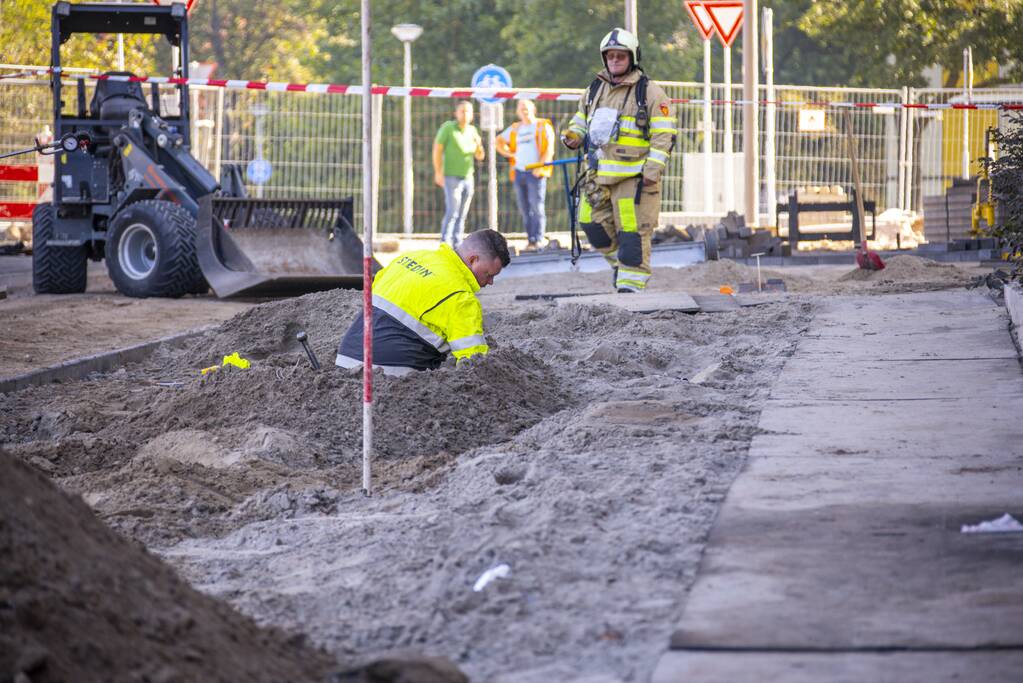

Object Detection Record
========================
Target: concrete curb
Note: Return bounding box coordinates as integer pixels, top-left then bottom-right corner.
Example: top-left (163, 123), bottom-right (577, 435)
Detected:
top-left (1006, 283), bottom-right (1023, 353)
top-left (0, 326), bottom-right (213, 394)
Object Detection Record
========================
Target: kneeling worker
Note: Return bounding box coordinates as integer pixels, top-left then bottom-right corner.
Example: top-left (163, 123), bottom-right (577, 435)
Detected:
top-left (335, 229), bottom-right (510, 375)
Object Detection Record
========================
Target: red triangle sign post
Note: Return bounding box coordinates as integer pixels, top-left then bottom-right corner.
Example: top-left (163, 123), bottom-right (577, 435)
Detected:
top-left (704, 0), bottom-right (744, 48)
top-left (685, 1), bottom-right (715, 41)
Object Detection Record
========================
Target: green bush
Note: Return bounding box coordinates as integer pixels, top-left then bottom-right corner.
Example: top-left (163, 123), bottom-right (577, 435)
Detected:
top-left (990, 113), bottom-right (1023, 282)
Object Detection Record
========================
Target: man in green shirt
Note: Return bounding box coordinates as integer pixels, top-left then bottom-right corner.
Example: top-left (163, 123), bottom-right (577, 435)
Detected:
top-left (433, 100), bottom-right (485, 246)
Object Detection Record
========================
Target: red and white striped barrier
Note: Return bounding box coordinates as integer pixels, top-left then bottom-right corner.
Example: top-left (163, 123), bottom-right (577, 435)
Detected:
top-left (0, 164), bottom-right (40, 220)
top-left (5, 67), bottom-right (1023, 110)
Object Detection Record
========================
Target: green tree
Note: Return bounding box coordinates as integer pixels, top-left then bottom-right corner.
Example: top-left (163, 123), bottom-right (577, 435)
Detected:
top-left (310, 0), bottom-right (703, 89)
top-left (312, 0), bottom-right (516, 86)
top-left (0, 0), bottom-right (158, 73)
top-left (796, 0), bottom-right (1023, 87)
top-left (188, 0), bottom-right (332, 81)
top-left (497, 0), bottom-right (705, 87)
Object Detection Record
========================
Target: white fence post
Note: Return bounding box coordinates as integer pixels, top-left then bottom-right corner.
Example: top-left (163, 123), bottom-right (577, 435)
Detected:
top-left (723, 47), bottom-right (734, 212)
top-left (762, 7), bottom-right (776, 229)
top-left (371, 92), bottom-right (383, 234)
top-left (961, 47), bottom-right (972, 180)
top-left (905, 87), bottom-right (916, 212)
top-left (702, 40), bottom-right (713, 215)
top-left (897, 86), bottom-right (908, 211)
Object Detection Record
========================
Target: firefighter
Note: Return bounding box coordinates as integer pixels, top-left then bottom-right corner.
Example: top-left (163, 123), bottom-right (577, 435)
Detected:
top-left (335, 229), bottom-right (510, 375)
top-left (562, 28), bottom-right (675, 292)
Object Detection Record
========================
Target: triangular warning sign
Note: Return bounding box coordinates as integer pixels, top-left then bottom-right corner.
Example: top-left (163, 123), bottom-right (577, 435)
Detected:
top-left (705, 0), bottom-right (744, 48)
top-left (685, 1), bottom-right (715, 41)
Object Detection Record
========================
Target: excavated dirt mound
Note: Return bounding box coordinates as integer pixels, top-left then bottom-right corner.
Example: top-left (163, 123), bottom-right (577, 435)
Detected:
top-left (155, 296), bottom-right (818, 680)
top-left (0, 452), bottom-right (336, 683)
top-left (1, 283), bottom-right (816, 680)
top-left (484, 257), bottom-right (980, 302)
top-left (2, 289), bottom-right (573, 547)
top-left (836, 254), bottom-right (974, 292)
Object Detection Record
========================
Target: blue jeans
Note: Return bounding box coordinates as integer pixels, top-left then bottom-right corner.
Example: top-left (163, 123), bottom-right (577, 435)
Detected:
top-left (513, 172), bottom-right (547, 243)
top-left (441, 175), bottom-right (474, 246)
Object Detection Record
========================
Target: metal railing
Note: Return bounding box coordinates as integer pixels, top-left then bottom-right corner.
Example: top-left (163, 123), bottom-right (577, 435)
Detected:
top-left (907, 87), bottom-right (1023, 212)
top-left (3, 74), bottom-right (1022, 233)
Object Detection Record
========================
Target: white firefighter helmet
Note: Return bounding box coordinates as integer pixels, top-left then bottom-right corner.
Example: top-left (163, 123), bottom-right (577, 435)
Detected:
top-left (600, 28), bottom-right (641, 68)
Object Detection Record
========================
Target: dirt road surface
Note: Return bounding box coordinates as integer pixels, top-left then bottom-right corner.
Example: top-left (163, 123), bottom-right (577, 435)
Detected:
top-left (0, 255), bottom-right (993, 681)
top-left (0, 256), bottom-right (252, 377)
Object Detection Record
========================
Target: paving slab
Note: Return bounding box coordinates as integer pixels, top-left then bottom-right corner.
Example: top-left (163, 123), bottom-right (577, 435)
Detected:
top-left (770, 358), bottom-right (1023, 400)
top-left (656, 291), bottom-right (1023, 681)
top-left (558, 292), bottom-right (700, 313)
top-left (652, 651), bottom-right (1023, 683)
top-left (1007, 284), bottom-right (1023, 350)
top-left (754, 397), bottom-right (1023, 459)
top-left (690, 294), bottom-right (740, 312)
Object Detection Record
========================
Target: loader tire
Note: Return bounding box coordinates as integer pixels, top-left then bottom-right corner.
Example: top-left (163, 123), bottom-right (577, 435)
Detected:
top-left (105, 200), bottom-right (207, 298)
top-left (32, 203), bottom-right (88, 294)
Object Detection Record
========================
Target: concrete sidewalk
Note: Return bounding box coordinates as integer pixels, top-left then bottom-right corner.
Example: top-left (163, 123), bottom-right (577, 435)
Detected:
top-left (653, 291), bottom-right (1023, 682)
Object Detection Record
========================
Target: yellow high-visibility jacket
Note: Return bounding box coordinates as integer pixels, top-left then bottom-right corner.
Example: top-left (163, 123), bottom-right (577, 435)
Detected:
top-left (567, 69), bottom-right (675, 187)
top-left (337, 244), bottom-right (487, 370)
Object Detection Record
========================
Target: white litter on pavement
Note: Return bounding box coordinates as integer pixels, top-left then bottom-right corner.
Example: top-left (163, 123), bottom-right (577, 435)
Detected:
top-left (960, 513), bottom-right (1023, 534)
top-left (473, 563), bottom-right (511, 592)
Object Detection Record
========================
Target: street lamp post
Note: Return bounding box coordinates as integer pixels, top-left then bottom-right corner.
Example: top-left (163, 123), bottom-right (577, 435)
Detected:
top-left (391, 23), bottom-right (423, 236)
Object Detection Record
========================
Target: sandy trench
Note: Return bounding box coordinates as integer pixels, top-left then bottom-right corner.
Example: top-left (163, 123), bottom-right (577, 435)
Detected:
top-left (0, 256), bottom-right (985, 681)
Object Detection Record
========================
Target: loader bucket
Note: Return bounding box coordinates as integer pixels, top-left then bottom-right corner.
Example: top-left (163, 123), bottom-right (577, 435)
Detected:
top-left (196, 196), bottom-right (379, 298)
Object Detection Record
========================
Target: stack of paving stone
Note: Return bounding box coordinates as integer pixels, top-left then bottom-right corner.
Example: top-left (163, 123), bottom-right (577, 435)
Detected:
top-left (707, 212), bottom-right (786, 259)
top-left (922, 178), bottom-right (977, 243)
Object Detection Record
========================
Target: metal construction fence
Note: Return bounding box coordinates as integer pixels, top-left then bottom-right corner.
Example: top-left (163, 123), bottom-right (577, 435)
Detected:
top-left (2, 75), bottom-right (1021, 234)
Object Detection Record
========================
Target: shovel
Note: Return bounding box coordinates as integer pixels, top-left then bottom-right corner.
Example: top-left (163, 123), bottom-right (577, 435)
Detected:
top-left (844, 110), bottom-right (885, 271)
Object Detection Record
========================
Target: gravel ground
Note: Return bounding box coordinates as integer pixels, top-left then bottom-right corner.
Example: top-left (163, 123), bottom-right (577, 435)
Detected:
top-left (0, 255), bottom-right (985, 681)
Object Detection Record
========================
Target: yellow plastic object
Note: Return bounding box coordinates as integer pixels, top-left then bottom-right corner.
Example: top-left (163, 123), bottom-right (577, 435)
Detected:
top-left (971, 202), bottom-right (997, 233)
top-left (200, 352), bottom-right (251, 376)
top-left (221, 352), bottom-right (251, 369)
top-left (719, 285), bottom-right (735, 295)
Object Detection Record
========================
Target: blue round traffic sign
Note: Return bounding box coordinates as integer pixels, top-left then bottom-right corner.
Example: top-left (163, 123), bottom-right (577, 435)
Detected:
top-left (246, 158), bottom-right (272, 185)
top-left (471, 64), bottom-right (512, 104)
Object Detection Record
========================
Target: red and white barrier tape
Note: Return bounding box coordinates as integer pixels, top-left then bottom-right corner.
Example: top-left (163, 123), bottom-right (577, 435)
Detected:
top-left (669, 98), bottom-right (1023, 111)
top-left (6, 67), bottom-right (1023, 110)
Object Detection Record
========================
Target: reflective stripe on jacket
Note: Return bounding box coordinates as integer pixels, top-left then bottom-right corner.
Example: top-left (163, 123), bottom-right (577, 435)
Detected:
top-left (571, 69), bottom-right (675, 186)
top-left (371, 243), bottom-right (487, 362)
top-left (502, 118), bottom-right (554, 181)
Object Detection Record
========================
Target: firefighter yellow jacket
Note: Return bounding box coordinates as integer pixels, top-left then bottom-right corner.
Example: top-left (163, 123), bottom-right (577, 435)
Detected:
top-left (371, 244), bottom-right (488, 361)
top-left (567, 69), bottom-right (675, 186)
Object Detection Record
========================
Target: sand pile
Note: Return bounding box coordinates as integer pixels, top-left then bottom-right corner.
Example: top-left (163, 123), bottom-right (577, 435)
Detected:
top-left (487, 255), bottom-right (980, 302)
top-left (1, 284), bottom-right (816, 680)
top-left (486, 260), bottom-right (817, 299)
top-left (838, 254), bottom-right (973, 286)
top-left (2, 289), bottom-right (573, 547)
top-left (0, 452), bottom-right (336, 683)
top-left (154, 297), bottom-right (817, 680)
top-left (834, 253), bottom-right (977, 290)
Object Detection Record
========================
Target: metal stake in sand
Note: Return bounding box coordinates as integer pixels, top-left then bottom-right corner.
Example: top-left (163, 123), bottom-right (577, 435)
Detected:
top-left (360, 0), bottom-right (374, 496)
top-left (295, 331), bottom-right (320, 370)
top-left (752, 252), bottom-right (765, 292)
